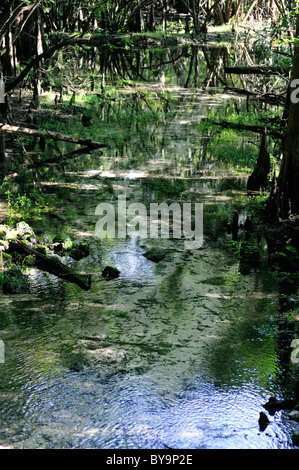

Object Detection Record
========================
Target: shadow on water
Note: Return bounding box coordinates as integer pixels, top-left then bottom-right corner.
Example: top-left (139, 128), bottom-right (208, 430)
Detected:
top-left (0, 42), bottom-right (298, 449)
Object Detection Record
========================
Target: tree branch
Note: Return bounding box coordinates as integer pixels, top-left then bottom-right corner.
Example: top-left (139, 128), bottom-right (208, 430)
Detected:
top-left (5, 35), bottom-right (91, 94)
top-left (0, 1), bottom-right (41, 46)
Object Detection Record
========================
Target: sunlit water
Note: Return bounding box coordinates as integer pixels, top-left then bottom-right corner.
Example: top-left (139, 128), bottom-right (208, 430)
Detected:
top-left (0, 47), bottom-right (298, 449)
top-left (0, 237), bottom-right (297, 449)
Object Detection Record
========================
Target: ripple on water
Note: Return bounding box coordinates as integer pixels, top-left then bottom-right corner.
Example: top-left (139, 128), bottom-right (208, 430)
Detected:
top-left (0, 93), bottom-right (298, 448)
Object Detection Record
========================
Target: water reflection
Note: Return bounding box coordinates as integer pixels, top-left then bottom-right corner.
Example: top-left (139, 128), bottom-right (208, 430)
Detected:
top-left (0, 43), bottom-right (298, 449)
top-left (0, 233), bottom-right (296, 449)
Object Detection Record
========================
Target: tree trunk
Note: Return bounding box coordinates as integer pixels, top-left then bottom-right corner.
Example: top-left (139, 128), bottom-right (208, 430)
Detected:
top-left (191, 0), bottom-right (199, 34)
top-left (149, 4), bottom-right (156, 31)
top-left (247, 129), bottom-right (271, 193)
top-left (234, 0), bottom-right (243, 20)
top-left (0, 72), bottom-right (10, 127)
top-left (134, 0), bottom-right (145, 32)
top-left (274, 14), bottom-right (299, 217)
top-left (33, 8), bottom-right (43, 109)
top-left (242, 0), bottom-right (259, 23)
top-left (4, 24), bottom-right (15, 78)
top-left (225, 0), bottom-right (234, 23)
top-left (78, 6), bottom-right (84, 32)
top-left (175, 0), bottom-right (189, 13)
top-left (0, 129), bottom-right (5, 162)
top-left (162, 0), bottom-right (168, 32)
top-left (214, 2), bottom-right (225, 25)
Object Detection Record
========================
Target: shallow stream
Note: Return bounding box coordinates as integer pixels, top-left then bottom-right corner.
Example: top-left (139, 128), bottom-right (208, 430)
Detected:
top-left (0, 44), bottom-right (298, 449)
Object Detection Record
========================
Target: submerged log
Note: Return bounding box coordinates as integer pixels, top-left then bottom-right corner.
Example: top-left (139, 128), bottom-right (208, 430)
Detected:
top-left (9, 239), bottom-right (91, 291)
top-left (0, 123), bottom-right (108, 149)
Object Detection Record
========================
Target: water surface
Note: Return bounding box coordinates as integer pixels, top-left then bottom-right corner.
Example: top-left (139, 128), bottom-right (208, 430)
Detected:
top-left (0, 43), bottom-right (298, 449)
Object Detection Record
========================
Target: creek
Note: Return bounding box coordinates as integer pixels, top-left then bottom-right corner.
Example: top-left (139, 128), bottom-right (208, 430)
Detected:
top-left (0, 42), bottom-right (298, 449)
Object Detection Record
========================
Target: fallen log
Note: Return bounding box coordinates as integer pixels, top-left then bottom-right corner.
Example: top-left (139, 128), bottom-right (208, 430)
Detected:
top-left (9, 239), bottom-right (91, 291)
top-left (223, 87), bottom-right (286, 105)
top-left (263, 395), bottom-right (298, 415)
top-left (247, 129), bottom-right (271, 192)
top-left (224, 66), bottom-right (289, 77)
top-left (223, 86), bottom-right (254, 97)
top-left (203, 119), bottom-right (283, 139)
top-left (0, 123), bottom-right (108, 149)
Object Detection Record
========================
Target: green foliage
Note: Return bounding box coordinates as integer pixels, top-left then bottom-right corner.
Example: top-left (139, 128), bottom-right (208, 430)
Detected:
top-left (53, 235), bottom-right (65, 244)
top-left (202, 103), bottom-right (284, 172)
top-left (251, 2), bottom-right (297, 63)
top-left (0, 168), bottom-right (58, 223)
top-left (245, 194), bottom-right (270, 224)
top-left (143, 178), bottom-right (189, 200)
top-left (35, 245), bottom-right (47, 254)
top-left (207, 106), bottom-right (282, 128)
top-left (207, 130), bottom-right (258, 169)
top-left (69, 248), bottom-right (85, 261)
top-left (227, 239), bottom-right (241, 255)
top-left (0, 267), bottom-right (29, 295)
top-left (106, 309), bottom-right (129, 319)
top-left (24, 255), bottom-right (35, 267)
top-left (40, 83), bottom-right (169, 151)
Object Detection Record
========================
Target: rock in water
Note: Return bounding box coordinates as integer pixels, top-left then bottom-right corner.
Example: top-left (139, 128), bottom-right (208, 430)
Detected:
top-left (69, 248), bottom-right (85, 261)
top-left (258, 411), bottom-right (270, 431)
top-left (143, 248), bottom-right (167, 262)
top-left (102, 266), bottom-right (120, 279)
top-left (263, 395), bottom-right (297, 414)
